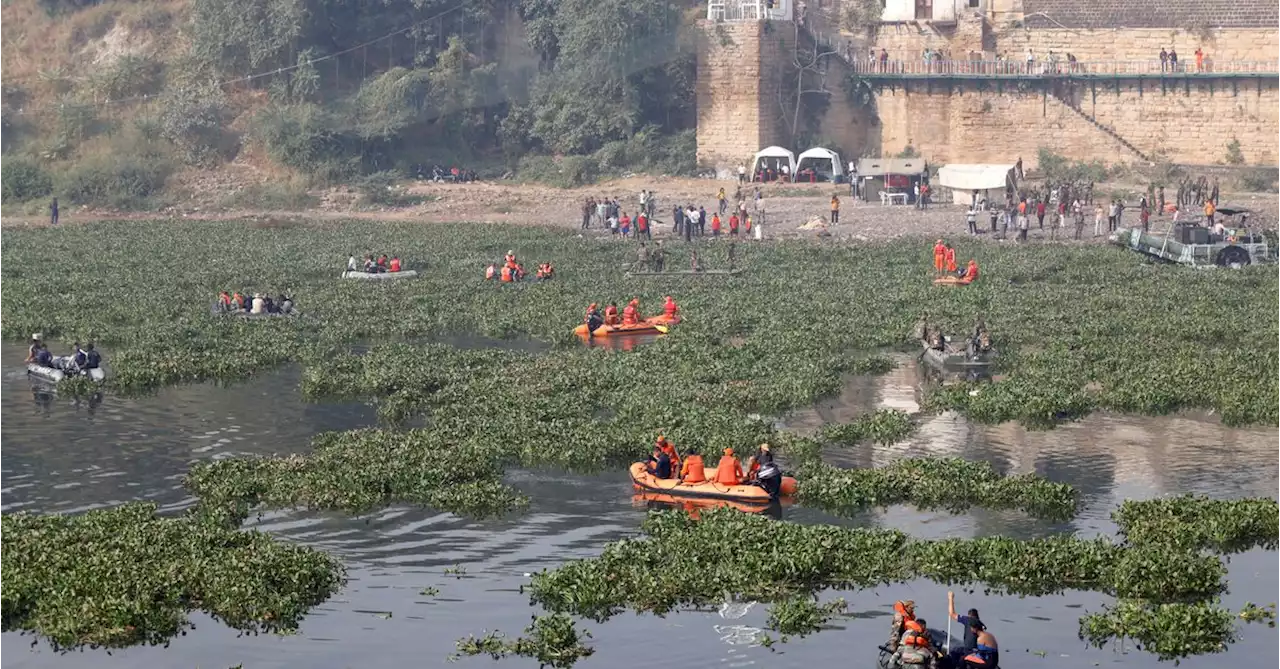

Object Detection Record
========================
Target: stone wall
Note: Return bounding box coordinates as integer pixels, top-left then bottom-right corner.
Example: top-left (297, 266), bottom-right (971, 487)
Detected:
top-left (695, 21), bottom-right (768, 170)
top-left (873, 82), bottom-right (1280, 168)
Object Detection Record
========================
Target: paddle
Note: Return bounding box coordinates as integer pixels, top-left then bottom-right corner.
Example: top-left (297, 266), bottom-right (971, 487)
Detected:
top-left (653, 325), bottom-right (669, 334)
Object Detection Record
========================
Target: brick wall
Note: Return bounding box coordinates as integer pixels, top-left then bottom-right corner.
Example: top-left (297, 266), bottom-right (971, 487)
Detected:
top-left (996, 28), bottom-right (1280, 65)
top-left (872, 82), bottom-right (1280, 168)
top-left (1020, 0), bottom-right (1278, 29)
top-left (696, 21), bottom-right (769, 170)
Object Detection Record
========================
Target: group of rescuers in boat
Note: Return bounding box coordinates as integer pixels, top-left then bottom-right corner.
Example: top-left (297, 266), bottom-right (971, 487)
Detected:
top-left (216, 291), bottom-right (296, 315)
top-left (583, 296), bottom-right (678, 332)
top-left (915, 315), bottom-right (992, 361)
top-left (886, 595), bottom-right (1000, 669)
top-left (485, 251), bottom-right (555, 282)
top-left (25, 334), bottom-right (103, 373)
top-left (347, 254), bottom-right (406, 274)
top-left (642, 436), bottom-right (784, 498)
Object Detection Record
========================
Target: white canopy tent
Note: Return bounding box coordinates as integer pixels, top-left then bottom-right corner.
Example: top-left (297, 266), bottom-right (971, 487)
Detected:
top-left (795, 147), bottom-right (844, 182)
top-left (936, 164), bottom-right (1016, 206)
top-left (751, 146), bottom-right (796, 178)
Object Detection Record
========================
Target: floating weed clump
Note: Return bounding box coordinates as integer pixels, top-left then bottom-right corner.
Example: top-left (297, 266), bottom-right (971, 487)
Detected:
top-left (527, 509), bottom-right (1226, 624)
top-left (766, 596), bottom-right (847, 636)
top-left (1113, 495), bottom-right (1280, 553)
top-left (817, 409), bottom-right (915, 446)
top-left (0, 503), bottom-right (344, 651)
top-left (454, 614), bottom-right (594, 669)
top-left (185, 429), bottom-right (528, 523)
top-left (794, 457), bottom-right (1079, 520)
top-left (1078, 600), bottom-right (1237, 661)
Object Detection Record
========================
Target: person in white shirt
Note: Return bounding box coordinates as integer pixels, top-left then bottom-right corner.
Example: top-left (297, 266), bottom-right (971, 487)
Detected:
top-left (781, 164), bottom-right (790, 182)
top-left (347, 255), bottom-right (358, 271)
top-left (251, 293), bottom-right (265, 315)
top-left (738, 164), bottom-right (747, 183)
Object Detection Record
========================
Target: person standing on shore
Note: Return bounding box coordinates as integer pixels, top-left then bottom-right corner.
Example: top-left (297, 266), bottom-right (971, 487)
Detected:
top-left (830, 194), bottom-right (840, 224)
top-left (50, 198), bottom-right (59, 226)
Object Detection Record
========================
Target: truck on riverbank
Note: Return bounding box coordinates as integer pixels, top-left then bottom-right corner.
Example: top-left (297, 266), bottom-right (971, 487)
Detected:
top-left (1111, 211), bottom-right (1274, 268)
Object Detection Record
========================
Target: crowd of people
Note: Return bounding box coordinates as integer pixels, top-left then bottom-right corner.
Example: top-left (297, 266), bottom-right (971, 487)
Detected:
top-left (884, 595), bottom-right (999, 669)
top-left (215, 291), bottom-right (295, 315)
top-left (931, 240), bottom-right (979, 280)
top-left (583, 187), bottom-right (765, 245)
top-left (643, 437), bottom-right (784, 498)
top-left (413, 164), bottom-right (478, 183)
top-left (25, 334), bottom-right (103, 374)
top-left (347, 254), bottom-right (406, 273)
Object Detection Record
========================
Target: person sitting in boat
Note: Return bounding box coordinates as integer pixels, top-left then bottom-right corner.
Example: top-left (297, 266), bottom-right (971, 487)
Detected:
top-left (957, 259), bottom-right (979, 281)
top-left (500, 264), bottom-right (516, 283)
top-left (26, 334), bottom-right (43, 363)
top-left (663, 296), bottom-right (679, 321)
top-left (262, 294), bottom-right (276, 314)
top-left (604, 302), bottom-right (620, 326)
top-left (279, 294), bottom-right (294, 314)
top-left (60, 342), bottom-right (87, 373)
top-left (750, 444), bottom-right (783, 498)
top-left (893, 618), bottom-right (937, 668)
top-left (536, 262), bottom-right (554, 280)
top-left (232, 292), bottom-right (246, 311)
top-left (584, 303), bottom-right (604, 332)
top-left (655, 435), bottom-right (680, 472)
top-left (34, 342), bottom-right (54, 368)
top-left (961, 620), bottom-right (998, 668)
top-left (887, 600), bottom-right (918, 652)
top-left (377, 254), bottom-right (389, 270)
top-left (485, 264), bottom-right (497, 280)
top-left (347, 255), bottom-right (359, 272)
top-left (679, 446), bottom-right (706, 484)
top-left (913, 315), bottom-right (930, 343)
top-left (714, 448), bottom-right (744, 485)
top-left (389, 257), bottom-right (402, 272)
top-left (646, 444), bottom-right (673, 479)
top-left (83, 343), bottom-right (102, 370)
top-left (929, 329), bottom-right (947, 352)
top-left (504, 250), bottom-right (517, 267)
top-left (621, 299), bottom-right (641, 326)
top-left (217, 291), bottom-right (233, 311)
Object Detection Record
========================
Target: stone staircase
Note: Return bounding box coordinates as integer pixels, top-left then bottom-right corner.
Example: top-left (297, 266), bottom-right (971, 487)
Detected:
top-left (1046, 90), bottom-right (1153, 163)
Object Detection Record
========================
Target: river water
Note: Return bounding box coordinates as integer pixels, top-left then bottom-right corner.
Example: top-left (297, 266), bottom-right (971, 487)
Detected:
top-left (2, 345), bottom-right (1276, 669)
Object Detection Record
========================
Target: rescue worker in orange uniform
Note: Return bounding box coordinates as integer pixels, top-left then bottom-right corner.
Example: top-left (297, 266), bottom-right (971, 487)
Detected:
top-left (933, 240), bottom-right (946, 274)
top-left (389, 257), bottom-right (402, 272)
top-left (944, 245), bottom-right (957, 274)
top-left (894, 618), bottom-right (937, 669)
top-left (604, 302), bottom-right (620, 326)
top-left (504, 250), bottom-right (517, 266)
top-left (537, 262), bottom-right (554, 280)
top-left (959, 259), bottom-right (979, 281)
top-left (485, 264), bottom-right (497, 280)
top-left (663, 296), bottom-right (679, 321)
top-left (679, 446), bottom-right (706, 484)
top-left (655, 435), bottom-right (680, 473)
top-left (622, 299), bottom-right (641, 325)
top-left (714, 448), bottom-right (744, 485)
top-left (500, 264), bottom-right (514, 282)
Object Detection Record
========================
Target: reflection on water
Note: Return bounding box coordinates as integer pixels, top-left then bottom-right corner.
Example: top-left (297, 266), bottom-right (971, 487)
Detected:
top-left (1, 344), bottom-right (1276, 669)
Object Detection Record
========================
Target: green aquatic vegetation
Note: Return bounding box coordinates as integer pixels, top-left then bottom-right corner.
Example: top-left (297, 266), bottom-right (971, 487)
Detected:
top-left (0, 503), bottom-right (344, 651)
top-left (794, 457), bottom-right (1079, 520)
top-left (1078, 600), bottom-right (1236, 661)
top-left (1239, 602), bottom-right (1277, 626)
top-left (1113, 495), bottom-right (1280, 553)
top-left (185, 429), bottom-right (528, 524)
top-left (454, 614), bottom-right (594, 669)
top-left (54, 375), bottom-right (103, 397)
top-left (766, 596), bottom-right (847, 636)
top-left (817, 409), bottom-right (915, 446)
top-left (527, 509), bottom-right (1226, 623)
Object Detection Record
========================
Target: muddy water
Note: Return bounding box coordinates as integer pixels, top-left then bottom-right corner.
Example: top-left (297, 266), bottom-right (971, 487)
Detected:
top-left (2, 346), bottom-right (1276, 669)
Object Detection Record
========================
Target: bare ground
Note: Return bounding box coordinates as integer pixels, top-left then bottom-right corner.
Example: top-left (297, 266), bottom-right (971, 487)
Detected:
top-left (5, 174), bottom-right (1276, 246)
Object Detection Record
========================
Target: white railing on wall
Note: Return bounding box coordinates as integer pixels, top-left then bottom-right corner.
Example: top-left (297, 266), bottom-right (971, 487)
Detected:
top-left (707, 0), bottom-right (792, 22)
top-left (844, 59), bottom-right (1280, 76)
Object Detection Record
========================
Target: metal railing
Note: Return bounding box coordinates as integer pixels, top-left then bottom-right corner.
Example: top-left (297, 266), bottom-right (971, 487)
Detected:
top-left (706, 0), bottom-right (792, 22)
top-left (844, 59), bottom-right (1280, 76)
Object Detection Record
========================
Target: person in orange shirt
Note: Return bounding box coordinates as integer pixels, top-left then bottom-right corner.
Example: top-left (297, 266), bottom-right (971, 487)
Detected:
top-left (932, 239), bottom-right (946, 274)
top-left (663, 295), bottom-right (678, 320)
top-left (679, 446), bottom-right (706, 484)
top-left (1204, 199), bottom-right (1216, 225)
top-left (711, 213), bottom-right (721, 236)
top-left (714, 448), bottom-right (744, 485)
top-left (944, 245), bottom-right (957, 273)
top-left (960, 259), bottom-right (979, 281)
top-left (622, 299), bottom-right (640, 325)
top-left (500, 265), bottom-right (514, 282)
top-left (389, 257), bottom-right (402, 272)
top-left (604, 302), bottom-right (620, 325)
top-left (728, 213), bottom-right (740, 235)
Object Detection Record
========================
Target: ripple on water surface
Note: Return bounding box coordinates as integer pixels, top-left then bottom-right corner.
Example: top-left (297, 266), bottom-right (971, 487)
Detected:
top-left (2, 345), bottom-right (1276, 669)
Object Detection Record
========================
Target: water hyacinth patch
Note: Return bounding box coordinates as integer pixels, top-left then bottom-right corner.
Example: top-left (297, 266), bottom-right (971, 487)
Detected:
top-left (1113, 495), bottom-right (1280, 553)
top-left (453, 614), bottom-right (594, 669)
top-left (817, 409), bottom-right (915, 446)
top-left (0, 503), bottom-right (344, 651)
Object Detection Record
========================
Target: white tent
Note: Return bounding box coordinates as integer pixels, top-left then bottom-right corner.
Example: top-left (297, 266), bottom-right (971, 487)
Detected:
top-left (936, 164), bottom-right (1016, 205)
top-left (751, 146), bottom-right (796, 178)
top-left (795, 147), bottom-right (844, 183)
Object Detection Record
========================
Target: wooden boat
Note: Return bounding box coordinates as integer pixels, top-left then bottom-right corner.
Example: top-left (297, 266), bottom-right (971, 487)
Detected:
top-left (933, 274), bottom-right (974, 286)
top-left (628, 269), bottom-right (741, 276)
top-left (210, 303), bottom-right (299, 318)
top-left (27, 358), bottom-right (106, 383)
top-left (342, 269), bottom-right (419, 280)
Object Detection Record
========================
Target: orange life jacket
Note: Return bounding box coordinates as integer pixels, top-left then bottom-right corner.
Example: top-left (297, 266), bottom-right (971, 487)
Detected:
top-left (664, 300), bottom-right (677, 318)
top-left (714, 455), bottom-right (743, 485)
top-left (966, 262), bottom-right (979, 280)
top-left (604, 306), bottom-right (619, 324)
top-left (389, 258), bottom-right (401, 272)
top-left (485, 265), bottom-right (496, 280)
top-left (622, 305), bottom-right (638, 325)
top-left (501, 266), bottom-right (513, 282)
top-left (680, 455), bottom-right (706, 483)
top-left (658, 441), bottom-right (680, 472)
top-left (933, 243), bottom-right (946, 258)
top-left (902, 628), bottom-right (931, 648)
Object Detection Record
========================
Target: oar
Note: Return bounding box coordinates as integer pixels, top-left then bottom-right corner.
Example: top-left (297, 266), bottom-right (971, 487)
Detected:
top-left (653, 325), bottom-right (669, 334)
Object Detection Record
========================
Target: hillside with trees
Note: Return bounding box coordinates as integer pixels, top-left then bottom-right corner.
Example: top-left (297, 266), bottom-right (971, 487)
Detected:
top-left (1, 0), bottom-right (701, 209)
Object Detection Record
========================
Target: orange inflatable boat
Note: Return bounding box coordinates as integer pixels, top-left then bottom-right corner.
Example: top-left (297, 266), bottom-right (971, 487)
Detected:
top-left (629, 462), bottom-right (797, 503)
top-left (647, 314), bottom-right (681, 326)
top-left (933, 275), bottom-right (974, 286)
top-left (632, 491), bottom-right (794, 515)
top-left (573, 319), bottom-right (670, 337)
